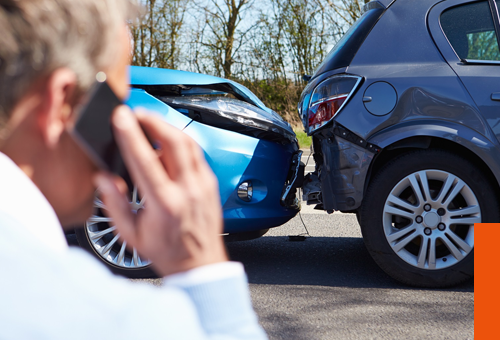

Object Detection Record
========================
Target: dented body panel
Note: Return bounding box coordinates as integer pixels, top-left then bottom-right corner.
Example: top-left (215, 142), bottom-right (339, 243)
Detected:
top-left (308, 125), bottom-right (376, 212)
top-left (130, 66), bottom-right (272, 114)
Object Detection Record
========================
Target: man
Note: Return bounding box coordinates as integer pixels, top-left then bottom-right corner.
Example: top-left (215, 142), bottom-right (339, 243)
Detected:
top-left (0, 0), bottom-right (267, 339)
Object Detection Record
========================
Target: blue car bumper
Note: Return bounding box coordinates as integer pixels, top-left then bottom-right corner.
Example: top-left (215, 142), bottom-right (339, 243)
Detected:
top-left (184, 121), bottom-right (299, 233)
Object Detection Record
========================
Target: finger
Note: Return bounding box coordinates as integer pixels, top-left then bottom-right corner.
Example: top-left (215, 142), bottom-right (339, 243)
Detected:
top-left (140, 113), bottom-right (219, 205)
top-left (187, 133), bottom-right (206, 172)
top-left (136, 112), bottom-right (199, 180)
top-left (94, 172), bottom-right (138, 247)
top-left (112, 174), bottom-right (129, 197)
top-left (112, 106), bottom-right (169, 198)
top-left (182, 134), bottom-right (218, 193)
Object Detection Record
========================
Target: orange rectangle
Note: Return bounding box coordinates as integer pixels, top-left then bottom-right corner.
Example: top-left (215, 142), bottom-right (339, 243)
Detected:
top-left (475, 223), bottom-right (500, 339)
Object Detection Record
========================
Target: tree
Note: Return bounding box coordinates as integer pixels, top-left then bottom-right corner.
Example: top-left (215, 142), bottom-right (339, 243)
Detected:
top-left (129, 0), bottom-right (367, 126)
top-left (196, 0), bottom-right (256, 78)
top-left (131, 0), bottom-right (190, 69)
top-left (241, 7), bottom-right (282, 81)
top-left (322, 0), bottom-right (369, 29)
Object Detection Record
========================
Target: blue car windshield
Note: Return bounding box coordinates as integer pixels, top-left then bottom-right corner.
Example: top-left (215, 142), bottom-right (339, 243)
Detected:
top-left (313, 6), bottom-right (385, 77)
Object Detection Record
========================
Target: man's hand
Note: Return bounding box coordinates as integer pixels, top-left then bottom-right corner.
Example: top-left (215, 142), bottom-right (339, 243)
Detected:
top-left (95, 106), bottom-right (228, 277)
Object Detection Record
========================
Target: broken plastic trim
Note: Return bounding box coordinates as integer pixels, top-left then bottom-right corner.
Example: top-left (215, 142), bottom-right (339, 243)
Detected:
top-left (133, 83), bottom-right (244, 101)
top-left (333, 124), bottom-right (381, 153)
top-left (281, 151), bottom-right (304, 209)
top-left (160, 96), bottom-right (297, 145)
top-left (132, 82), bottom-right (271, 115)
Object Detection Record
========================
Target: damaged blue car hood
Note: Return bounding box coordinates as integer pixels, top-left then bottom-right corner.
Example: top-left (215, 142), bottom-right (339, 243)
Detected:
top-left (130, 66), bottom-right (270, 114)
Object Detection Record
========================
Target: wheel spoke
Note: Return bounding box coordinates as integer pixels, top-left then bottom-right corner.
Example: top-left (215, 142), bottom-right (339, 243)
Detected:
top-left (387, 224), bottom-right (418, 243)
top-left (435, 174), bottom-right (457, 204)
top-left (449, 216), bottom-right (481, 225)
top-left (94, 198), bottom-right (107, 210)
top-left (387, 194), bottom-right (418, 213)
top-left (417, 237), bottom-right (429, 268)
top-left (88, 226), bottom-right (117, 241)
top-left (445, 230), bottom-right (473, 254)
top-left (448, 205), bottom-right (480, 217)
top-left (87, 215), bottom-right (113, 225)
top-left (132, 186), bottom-right (138, 204)
top-left (116, 241), bottom-right (127, 266)
top-left (385, 205), bottom-right (415, 220)
top-left (133, 248), bottom-right (140, 267)
top-left (442, 179), bottom-right (466, 207)
top-left (417, 171), bottom-right (432, 202)
top-left (440, 235), bottom-right (465, 261)
top-left (392, 229), bottom-right (419, 252)
top-left (408, 174), bottom-right (425, 207)
top-left (429, 238), bottom-right (437, 269)
top-left (99, 233), bottom-right (120, 256)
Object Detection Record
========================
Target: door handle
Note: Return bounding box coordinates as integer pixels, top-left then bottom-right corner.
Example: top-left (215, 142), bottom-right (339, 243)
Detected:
top-left (491, 93), bottom-right (500, 101)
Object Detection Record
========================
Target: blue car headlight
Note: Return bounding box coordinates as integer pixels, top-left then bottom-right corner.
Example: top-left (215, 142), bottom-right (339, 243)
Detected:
top-left (160, 96), bottom-right (297, 145)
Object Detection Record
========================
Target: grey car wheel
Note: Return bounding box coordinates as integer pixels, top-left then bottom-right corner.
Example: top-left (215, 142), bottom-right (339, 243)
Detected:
top-left (383, 170), bottom-right (477, 270)
top-left (76, 187), bottom-right (156, 278)
top-left (359, 149), bottom-right (499, 287)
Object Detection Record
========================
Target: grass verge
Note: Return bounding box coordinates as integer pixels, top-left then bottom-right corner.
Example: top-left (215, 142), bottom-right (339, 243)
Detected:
top-left (294, 128), bottom-right (312, 149)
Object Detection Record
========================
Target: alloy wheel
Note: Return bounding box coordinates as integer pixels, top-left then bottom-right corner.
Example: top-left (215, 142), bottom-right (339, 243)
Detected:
top-left (383, 170), bottom-right (478, 270)
top-left (85, 186), bottom-right (151, 269)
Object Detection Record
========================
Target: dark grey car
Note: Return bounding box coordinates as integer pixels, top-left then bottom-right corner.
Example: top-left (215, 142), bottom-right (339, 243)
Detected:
top-left (299, 0), bottom-right (500, 287)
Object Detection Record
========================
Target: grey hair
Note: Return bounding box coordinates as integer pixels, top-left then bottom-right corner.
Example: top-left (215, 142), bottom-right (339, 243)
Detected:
top-left (0, 0), bottom-right (140, 127)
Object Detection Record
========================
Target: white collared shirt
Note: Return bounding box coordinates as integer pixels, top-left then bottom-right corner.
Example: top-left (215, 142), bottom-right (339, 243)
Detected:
top-left (0, 152), bottom-right (267, 340)
top-left (0, 153), bottom-right (68, 253)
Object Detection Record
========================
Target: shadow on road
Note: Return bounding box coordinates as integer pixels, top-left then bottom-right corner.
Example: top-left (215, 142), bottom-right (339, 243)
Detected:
top-left (226, 235), bottom-right (473, 292)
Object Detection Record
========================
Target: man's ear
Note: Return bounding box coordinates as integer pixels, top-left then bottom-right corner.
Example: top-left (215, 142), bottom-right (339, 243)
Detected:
top-left (38, 68), bottom-right (77, 148)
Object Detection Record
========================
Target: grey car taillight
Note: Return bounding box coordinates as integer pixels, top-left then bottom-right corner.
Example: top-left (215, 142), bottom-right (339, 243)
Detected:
top-left (307, 75), bottom-right (362, 134)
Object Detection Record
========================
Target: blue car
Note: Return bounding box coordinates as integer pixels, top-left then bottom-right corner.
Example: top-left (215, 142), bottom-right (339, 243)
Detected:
top-left (75, 66), bottom-right (302, 277)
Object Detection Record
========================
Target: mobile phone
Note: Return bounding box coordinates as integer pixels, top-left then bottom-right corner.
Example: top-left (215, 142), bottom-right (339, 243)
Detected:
top-left (71, 80), bottom-right (128, 178)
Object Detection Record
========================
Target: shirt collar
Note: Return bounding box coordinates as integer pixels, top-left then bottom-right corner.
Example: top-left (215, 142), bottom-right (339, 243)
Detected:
top-left (0, 152), bottom-right (68, 253)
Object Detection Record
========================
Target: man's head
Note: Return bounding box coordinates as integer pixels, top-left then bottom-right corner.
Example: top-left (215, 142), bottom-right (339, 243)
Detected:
top-left (0, 0), bottom-right (138, 227)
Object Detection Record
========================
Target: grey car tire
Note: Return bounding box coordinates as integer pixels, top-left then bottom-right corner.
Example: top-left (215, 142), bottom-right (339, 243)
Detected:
top-left (359, 149), bottom-right (499, 287)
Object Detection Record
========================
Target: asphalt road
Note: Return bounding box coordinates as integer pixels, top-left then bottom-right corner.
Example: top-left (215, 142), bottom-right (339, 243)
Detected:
top-left (227, 212), bottom-right (473, 340)
top-left (133, 150), bottom-right (473, 339)
top-left (134, 212), bottom-right (473, 339)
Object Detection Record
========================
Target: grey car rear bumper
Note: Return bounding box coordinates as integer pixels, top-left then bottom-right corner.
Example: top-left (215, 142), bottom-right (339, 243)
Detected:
top-left (303, 124), bottom-right (379, 212)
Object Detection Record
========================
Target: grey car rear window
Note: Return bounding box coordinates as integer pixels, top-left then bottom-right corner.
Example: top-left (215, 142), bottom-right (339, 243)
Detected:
top-left (441, 0), bottom-right (500, 61)
top-left (312, 5), bottom-right (385, 77)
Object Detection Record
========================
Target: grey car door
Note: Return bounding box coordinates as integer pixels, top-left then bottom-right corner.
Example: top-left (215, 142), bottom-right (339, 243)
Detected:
top-left (430, 0), bottom-right (500, 142)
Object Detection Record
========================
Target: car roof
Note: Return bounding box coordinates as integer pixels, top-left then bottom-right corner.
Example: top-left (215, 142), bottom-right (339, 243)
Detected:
top-left (375, 0), bottom-right (443, 9)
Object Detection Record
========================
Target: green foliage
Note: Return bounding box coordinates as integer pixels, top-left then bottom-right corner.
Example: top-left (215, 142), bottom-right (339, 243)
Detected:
top-left (239, 78), bottom-right (305, 126)
top-left (294, 129), bottom-right (312, 149)
top-left (467, 31), bottom-right (500, 61)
